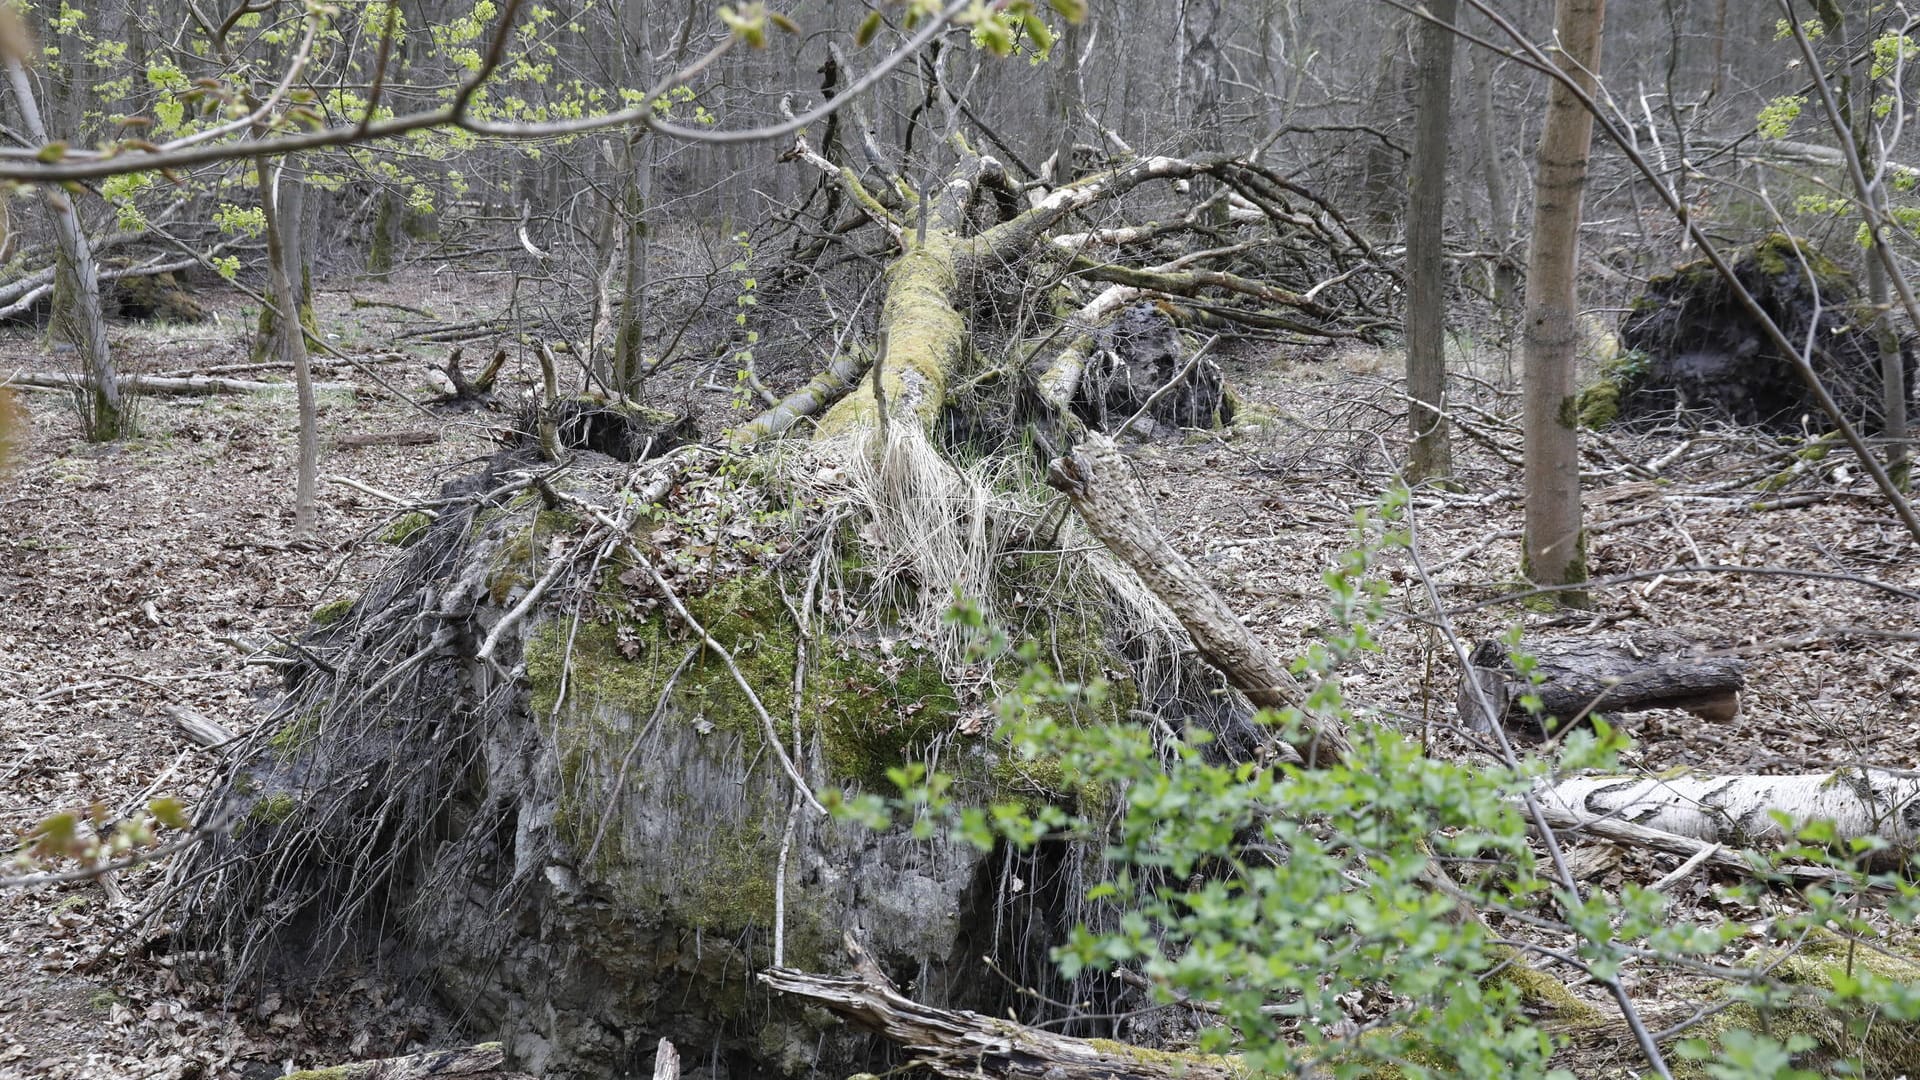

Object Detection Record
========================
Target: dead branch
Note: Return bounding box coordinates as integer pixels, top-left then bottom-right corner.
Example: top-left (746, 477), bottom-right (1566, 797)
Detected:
top-left (761, 937), bottom-right (1238, 1080)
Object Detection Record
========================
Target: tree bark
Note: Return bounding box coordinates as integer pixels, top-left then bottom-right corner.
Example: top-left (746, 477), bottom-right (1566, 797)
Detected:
top-left (257, 157), bottom-right (320, 537)
top-left (1405, 0), bottom-right (1458, 482)
top-left (6, 55), bottom-right (122, 441)
top-left (1542, 769), bottom-right (1920, 856)
top-left (1520, 0), bottom-right (1605, 604)
top-left (1458, 633), bottom-right (1745, 734)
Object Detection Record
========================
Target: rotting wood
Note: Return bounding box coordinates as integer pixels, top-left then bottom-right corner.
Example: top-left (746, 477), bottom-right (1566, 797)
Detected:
top-left (1459, 631), bottom-right (1746, 735)
top-left (334, 429), bottom-right (440, 448)
top-left (163, 705), bottom-right (237, 749)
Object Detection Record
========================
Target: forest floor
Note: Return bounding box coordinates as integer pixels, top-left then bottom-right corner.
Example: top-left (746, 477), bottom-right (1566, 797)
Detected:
top-left (1, 273), bottom-right (1917, 1078)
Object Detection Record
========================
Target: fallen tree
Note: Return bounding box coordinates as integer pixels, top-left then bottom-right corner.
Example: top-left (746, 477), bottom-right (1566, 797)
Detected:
top-left (162, 73), bottom-right (1920, 1080)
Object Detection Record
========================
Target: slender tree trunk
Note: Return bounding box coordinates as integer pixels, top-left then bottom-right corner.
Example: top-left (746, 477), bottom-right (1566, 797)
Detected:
top-left (1473, 43), bottom-right (1518, 336)
top-left (1520, 0), bottom-right (1605, 604)
top-left (609, 0), bottom-right (653, 397)
top-left (255, 162), bottom-right (313, 364)
top-left (1405, 0), bottom-right (1458, 482)
top-left (257, 158), bottom-right (319, 537)
top-left (5, 56), bottom-right (122, 441)
top-left (1869, 239), bottom-right (1911, 489)
top-left (1050, 18), bottom-right (1084, 185)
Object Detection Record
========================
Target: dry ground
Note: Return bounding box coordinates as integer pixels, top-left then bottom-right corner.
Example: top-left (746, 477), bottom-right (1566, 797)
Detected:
top-left (1, 284), bottom-right (1917, 1078)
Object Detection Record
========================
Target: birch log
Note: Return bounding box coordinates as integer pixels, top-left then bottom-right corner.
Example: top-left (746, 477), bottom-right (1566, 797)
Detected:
top-left (1541, 768), bottom-right (1920, 852)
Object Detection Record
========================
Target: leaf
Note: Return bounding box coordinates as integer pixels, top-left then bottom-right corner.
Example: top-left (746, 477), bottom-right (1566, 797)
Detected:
top-left (1047, 0), bottom-right (1087, 23)
top-left (148, 797), bottom-right (190, 830)
top-left (769, 11), bottom-right (799, 34)
top-left (35, 141), bottom-right (67, 163)
top-left (854, 10), bottom-right (883, 47)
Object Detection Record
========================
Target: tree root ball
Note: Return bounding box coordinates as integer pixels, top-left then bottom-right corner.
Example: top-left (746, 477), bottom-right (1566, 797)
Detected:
top-left (1073, 303), bottom-right (1235, 437)
top-left (1585, 234), bottom-right (1913, 431)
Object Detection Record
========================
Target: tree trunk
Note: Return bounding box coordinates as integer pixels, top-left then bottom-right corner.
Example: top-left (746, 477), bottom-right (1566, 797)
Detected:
top-left (255, 162), bottom-right (314, 364)
top-left (257, 157), bottom-right (320, 537)
top-left (1473, 39), bottom-right (1518, 330)
top-left (6, 55), bottom-right (123, 441)
top-left (1405, 0), bottom-right (1458, 482)
top-left (1520, 0), bottom-right (1605, 604)
top-left (1868, 241), bottom-right (1911, 489)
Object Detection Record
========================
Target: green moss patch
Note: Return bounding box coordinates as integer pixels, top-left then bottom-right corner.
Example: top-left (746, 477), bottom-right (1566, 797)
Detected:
top-left (311, 597), bottom-right (355, 626)
top-left (526, 571), bottom-right (960, 793)
top-left (381, 511), bottom-right (432, 547)
top-left (1676, 930), bottom-right (1920, 1078)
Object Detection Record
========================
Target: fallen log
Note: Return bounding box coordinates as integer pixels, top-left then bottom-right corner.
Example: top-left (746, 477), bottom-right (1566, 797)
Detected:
top-left (162, 705), bottom-right (237, 749)
top-left (334, 429), bottom-right (440, 448)
top-left (1541, 768), bottom-right (1920, 854)
top-left (4, 372), bottom-right (356, 396)
top-left (1459, 631), bottom-right (1746, 735)
top-left (761, 940), bottom-right (1238, 1080)
top-left (1046, 432), bottom-right (1345, 766)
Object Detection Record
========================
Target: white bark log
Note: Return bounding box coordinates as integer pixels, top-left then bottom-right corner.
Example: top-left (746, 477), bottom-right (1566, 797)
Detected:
top-left (1542, 768), bottom-right (1920, 850)
top-left (5, 372), bottom-right (353, 396)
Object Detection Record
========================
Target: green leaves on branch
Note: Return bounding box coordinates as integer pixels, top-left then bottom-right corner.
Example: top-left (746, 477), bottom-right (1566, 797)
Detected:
top-left (718, 4), bottom-right (799, 49)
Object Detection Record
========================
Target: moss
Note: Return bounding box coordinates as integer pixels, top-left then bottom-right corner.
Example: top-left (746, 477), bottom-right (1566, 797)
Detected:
top-left (86, 989), bottom-right (119, 1013)
top-left (1758, 431), bottom-right (1842, 493)
top-left (1556, 394), bottom-right (1581, 431)
top-left (269, 709), bottom-right (322, 758)
top-left (237, 791), bottom-right (301, 836)
top-left (311, 597), bottom-right (355, 626)
top-left (526, 571), bottom-right (960, 794)
top-left (1484, 947), bottom-right (1608, 1028)
top-left (487, 509), bottom-right (577, 605)
top-left (1674, 930), bottom-right (1920, 1079)
top-left (381, 511), bottom-right (432, 547)
top-left (816, 232), bottom-right (965, 436)
top-left (1576, 380), bottom-right (1622, 429)
top-left (1750, 232), bottom-right (1850, 289)
top-left (1085, 1037), bottom-right (1239, 1074)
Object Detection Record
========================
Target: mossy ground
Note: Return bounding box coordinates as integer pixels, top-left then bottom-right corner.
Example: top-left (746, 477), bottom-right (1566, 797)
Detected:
top-left (1672, 930), bottom-right (1920, 1078)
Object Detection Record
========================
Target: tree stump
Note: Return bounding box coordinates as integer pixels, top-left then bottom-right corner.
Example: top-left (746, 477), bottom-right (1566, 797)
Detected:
top-left (1459, 630), bottom-right (1745, 737)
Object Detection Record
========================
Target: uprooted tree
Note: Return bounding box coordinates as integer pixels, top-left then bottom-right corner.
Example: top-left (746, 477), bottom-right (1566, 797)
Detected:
top-left (157, 50), bottom-right (1920, 1080)
top-left (0, 2), bottom-right (1903, 1078)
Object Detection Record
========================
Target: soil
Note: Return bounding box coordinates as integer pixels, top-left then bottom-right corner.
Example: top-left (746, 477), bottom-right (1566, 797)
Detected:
top-left (2, 281), bottom-right (1917, 1078)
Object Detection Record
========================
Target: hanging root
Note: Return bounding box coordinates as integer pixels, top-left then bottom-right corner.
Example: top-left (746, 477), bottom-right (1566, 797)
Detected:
top-left (776, 421), bottom-right (1183, 688)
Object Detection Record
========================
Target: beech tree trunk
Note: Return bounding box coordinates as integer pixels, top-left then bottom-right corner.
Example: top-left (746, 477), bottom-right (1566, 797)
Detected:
top-left (1520, 0), bottom-right (1605, 603)
top-left (1405, 0), bottom-right (1458, 482)
top-left (6, 55), bottom-right (122, 441)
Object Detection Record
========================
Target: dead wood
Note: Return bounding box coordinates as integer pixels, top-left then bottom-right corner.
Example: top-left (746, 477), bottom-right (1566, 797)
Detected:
top-left (4, 372), bottom-right (356, 396)
top-left (282, 1043), bottom-right (532, 1080)
top-left (163, 705), bottom-right (237, 749)
top-left (1459, 630), bottom-right (1746, 735)
top-left (1047, 433), bottom-right (1349, 766)
top-left (761, 939), bottom-right (1238, 1080)
top-left (333, 429), bottom-right (441, 449)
